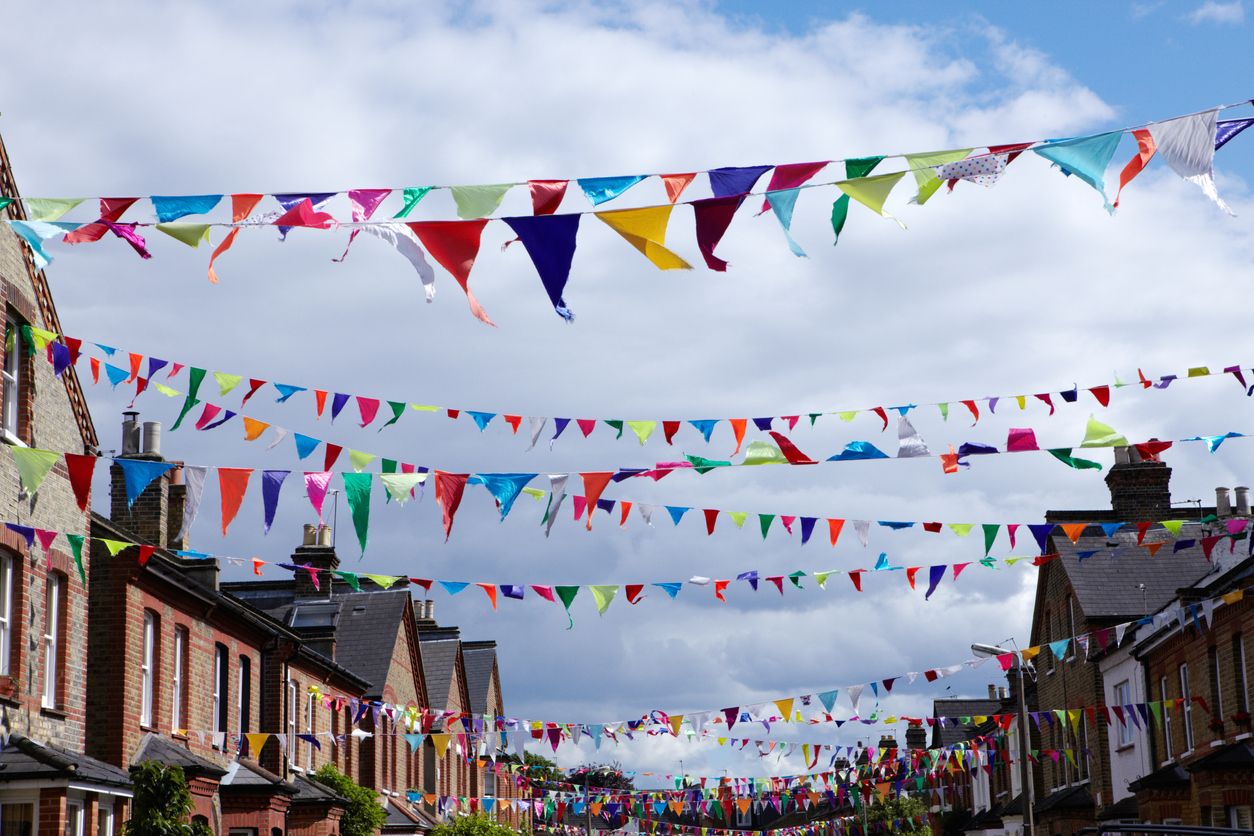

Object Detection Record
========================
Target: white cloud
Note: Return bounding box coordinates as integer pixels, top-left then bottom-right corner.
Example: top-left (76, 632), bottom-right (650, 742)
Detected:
top-left (2, 0), bottom-right (1252, 780)
top-left (1187, 0), bottom-right (1245, 24)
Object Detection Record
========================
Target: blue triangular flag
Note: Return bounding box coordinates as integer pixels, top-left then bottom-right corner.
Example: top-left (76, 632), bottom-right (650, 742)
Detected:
top-left (273, 384), bottom-right (306, 403)
top-left (504, 214), bottom-right (581, 321)
top-left (475, 473), bottom-right (537, 520)
top-left (439, 581), bottom-right (469, 596)
top-left (653, 582), bottom-right (682, 599)
top-left (689, 419), bottom-right (718, 442)
top-left (467, 411), bottom-right (496, 432)
top-left (665, 505), bottom-right (689, 525)
top-left (262, 470), bottom-right (289, 534)
top-left (708, 165), bottom-right (771, 198)
top-left (293, 433), bottom-right (320, 460)
top-left (150, 195), bottom-right (223, 223)
top-left (576, 175), bottom-right (645, 205)
top-left (116, 458), bottom-right (174, 508)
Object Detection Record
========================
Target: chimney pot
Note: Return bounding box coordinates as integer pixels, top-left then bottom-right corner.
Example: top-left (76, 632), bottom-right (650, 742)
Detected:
top-left (317, 524), bottom-right (332, 547)
top-left (998, 686), bottom-right (1007, 700)
top-left (988, 684), bottom-right (997, 699)
top-left (302, 524), bottom-right (317, 546)
top-left (1217, 487), bottom-right (1232, 517)
top-left (1236, 486), bottom-right (1250, 516)
top-left (141, 421), bottom-right (161, 456)
top-left (121, 411), bottom-right (140, 455)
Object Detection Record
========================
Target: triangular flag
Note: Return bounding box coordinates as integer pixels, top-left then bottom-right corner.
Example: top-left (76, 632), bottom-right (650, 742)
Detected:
top-left (449, 184), bottom-right (512, 219)
top-left (10, 448), bottom-right (62, 496)
top-left (342, 473), bottom-right (372, 555)
top-left (217, 468), bottom-right (252, 535)
top-left (115, 457), bottom-right (174, 508)
top-left (595, 205), bottom-right (692, 270)
top-left (406, 220), bottom-right (495, 325)
top-left (503, 214), bottom-right (580, 320)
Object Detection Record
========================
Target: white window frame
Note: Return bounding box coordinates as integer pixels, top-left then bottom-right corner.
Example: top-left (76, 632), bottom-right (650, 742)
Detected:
top-left (213, 645), bottom-right (227, 738)
top-left (287, 679), bottom-right (297, 764)
top-left (305, 691), bottom-right (315, 772)
top-left (1180, 664), bottom-right (1194, 752)
top-left (42, 575), bottom-right (60, 708)
top-left (96, 802), bottom-right (113, 836)
top-left (1066, 595), bottom-right (1078, 661)
top-left (1114, 681), bottom-right (1134, 746)
top-left (2, 317), bottom-right (23, 444)
top-left (171, 628), bottom-right (186, 731)
top-left (1236, 634), bottom-right (1250, 714)
top-left (1210, 645), bottom-right (1224, 721)
top-left (1161, 676), bottom-right (1173, 760)
top-left (0, 553), bottom-right (12, 676)
top-left (140, 612), bottom-right (155, 727)
top-left (64, 801), bottom-right (83, 836)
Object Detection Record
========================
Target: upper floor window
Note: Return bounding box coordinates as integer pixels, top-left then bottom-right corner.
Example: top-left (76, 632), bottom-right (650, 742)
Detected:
top-left (1, 316), bottom-right (26, 444)
top-left (141, 611), bottom-right (156, 727)
top-left (287, 679), bottom-right (297, 764)
top-left (213, 644), bottom-right (228, 738)
top-left (171, 627), bottom-right (187, 731)
top-left (42, 573), bottom-right (63, 708)
top-left (1161, 676), bottom-right (1173, 759)
top-left (1114, 680), bottom-right (1134, 747)
top-left (305, 691), bottom-right (315, 772)
top-left (1235, 634), bottom-right (1250, 715)
top-left (239, 656), bottom-right (251, 734)
top-left (0, 552), bottom-right (13, 676)
top-left (1180, 664), bottom-right (1194, 752)
top-left (1209, 645), bottom-right (1224, 723)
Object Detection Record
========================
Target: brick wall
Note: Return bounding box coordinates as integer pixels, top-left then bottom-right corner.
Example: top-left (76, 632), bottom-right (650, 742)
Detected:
top-left (1104, 461), bottom-right (1172, 522)
top-left (0, 224), bottom-right (95, 754)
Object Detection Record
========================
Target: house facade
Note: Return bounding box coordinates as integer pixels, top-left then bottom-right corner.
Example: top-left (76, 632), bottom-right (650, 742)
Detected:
top-left (0, 133), bottom-right (133, 836)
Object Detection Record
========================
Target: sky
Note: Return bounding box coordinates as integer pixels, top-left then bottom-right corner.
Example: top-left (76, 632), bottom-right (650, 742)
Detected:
top-left (3, 0), bottom-right (1254, 784)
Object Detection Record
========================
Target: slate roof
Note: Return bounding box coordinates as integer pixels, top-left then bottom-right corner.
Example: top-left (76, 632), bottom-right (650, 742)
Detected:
top-left (382, 797), bottom-right (435, 833)
top-left (0, 734), bottom-right (131, 788)
top-left (418, 627), bottom-right (461, 712)
top-left (224, 585), bottom-right (409, 698)
top-left (929, 698), bottom-right (1003, 748)
top-left (1048, 527), bottom-right (1214, 620)
top-left (132, 733), bottom-right (227, 779)
top-left (462, 641), bottom-right (497, 716)
top-left (1033, 783), bottom-right (1093, 814)
top-left (220, 759), bottom-right (297, 795)
top-left (290, 774), bottom-right (346, 805)
top-left (1188, 739), bottom-right (1254, 771)
top-left (1128, 762), bottom-right (1189, 791)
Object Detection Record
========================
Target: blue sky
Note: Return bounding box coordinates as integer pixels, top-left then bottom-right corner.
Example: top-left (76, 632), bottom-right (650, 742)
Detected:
top-left (3, 0), bottom-right (1254, 782)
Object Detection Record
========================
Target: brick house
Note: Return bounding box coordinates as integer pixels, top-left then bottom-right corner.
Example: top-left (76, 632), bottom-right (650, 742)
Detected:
top-left (413, 620), bottom-right (472, 814)
top-left (85, 414), bottom-right (376, 836)
top-left (1125, 524), bottom-right (1253, 828)
top-left (0, 133), bottom-right (135, 836)
top-left (462, 641), bottom-right (523, 830)
top-left (1027, 446), bottom-right (1222, 834)
top-left (927, 689), bottom-right (1025, 836)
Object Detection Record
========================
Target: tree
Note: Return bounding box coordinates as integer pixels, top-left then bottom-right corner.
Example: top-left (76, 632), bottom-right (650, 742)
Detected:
top-left (521, 751), bottom-right (560, 783)
top-left (124, 762), bottom-right (213, 836)
top-left (312, 764), bottom-right (388, 836)
top-left (862, 793), bottom-right (931, 835)
top-left (430, 813), bottom-right (519, 836)
top-left (565, 762), bottom-right (634, 792)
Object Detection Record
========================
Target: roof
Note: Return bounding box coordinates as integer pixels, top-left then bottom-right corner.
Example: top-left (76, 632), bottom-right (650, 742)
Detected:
top-left (1188, 739), bottom-right (1254, 771)
top-left (418, 627), bottom-right (461, 712)
top-left (131, 733), bottom-right (227, 779)
top-left (462, 641), bottom-right (498, 716)
top-left (1048, 528), bottom-right (1214, 620)
top-left (1033, 784), bottom-right (1093, 814)
top-left (382, 798), bottom-right (435, 833)
top-left (289, 774), bottom-right (347, 805)
top-left (929, 698), bottom-right (1003, 748)
top-left (225, 585), bottom-right (410, 697)
top-left (220, 759), bottom-right (297, 795)
top-left (1128, 762), bottom-right (1190, 792)
top-left (1097, 795), bottom-right (1141, 822)
top-left (0, 734), bottom-right (131, 789)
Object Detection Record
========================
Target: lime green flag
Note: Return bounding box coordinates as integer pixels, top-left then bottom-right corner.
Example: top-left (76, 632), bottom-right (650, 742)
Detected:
top-left (99, 538), bottom-right (132, 556)
top-left (153, 383), bottom-right (180, 398)
top-left (830, 156), bottom-right (883, 244)
top-left (10, 447), bottom-right (61, 495)
top-left (380, 473), bottom-right (424, 504)
top-left (364, 574), bottom-right (401, 590)
top-left (837, 171), bottom-right (908, 221)
top-left (155, 223), bottom-right (212, 247)
top-left (341, 473), bottom-right (372, 555)
top-left (814, 570), bottom-right (836, 588)
top-left (837, 411), bottom-right (858, 422)
top-left (742, 441), bottom-right (786, 465)
top-left (1080, 415), bottom-right (1128, 447)
top-left (905, 149), bottom-right (972, 204)
top-left (65, 534), bottom-right (86, 584)
top-left (948, 523), bottom-right (974, 537)
top-left (627, 420), bottom-right (656, 446)
top-left (938, 402), bottom-right (949, 421)
top-left (348, 449), bottom-right (376, 472)
top-left (450, 184), bottom-right (512, 219)
top-left (1162, 520), bottom-right (1185, 536)
top-left (25, 326), bottom-right (58, 352)
top-left (589, 585), bottom-right (618, 615)
top-left (728, 511), bottom-right (747, 528)
top-left (26, 198), bottom-right (83, 221)
top-left (214, 372), bottom-right (242, 397)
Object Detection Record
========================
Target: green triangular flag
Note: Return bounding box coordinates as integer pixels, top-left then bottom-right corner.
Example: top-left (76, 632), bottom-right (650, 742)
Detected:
top-left (830, 156), bottom-right (883, 244)
top-left (155, 223), bottom-right (212, 248)
top-left (1079, 414), bottom-right (1128, 448)
top-left (214, 371), bottom-right (242, 397)
top-left (333, 570), bottom-right (362, 591)
top-left (938, 402), bottom-right (949, 421)
top-left (1162, 520), bottom-right (1185, 536)
top-left (742, 441), bottom-right (786, 465)
top-left (379, 473), bottom-right (424, 505)
top-left (788, 571), bottom-right (806, 589)
top-left (589, 585), bottom-right (618, 615)
top-left (65, 534), bottom-right (86, 584)
top-left (0, 198), bottom-right (12, 212)
top-left (604, 420), bottom-right (624, 439)
top-left (982, 524), bottom-right (1000, 557)
top-left (837, 171), bottom-right (908, 219)
top-left (341, 473), bottom-right (372, 555)
top-left (364, 574), bottom-right (401, 590)
top-left (381, 401), bottom-right (407, 429)
top-left (759, 514), bottom-right (774, 540)
top-left (10, 447), bottom-right (61, 495)
top-left (626, 420), bottom-right (656, 446)
top-left (555, 585), bottom-right (579, 629)
top-left (685, 454), bottom-right (730, 474)
top-left (1048, 448), bottom-right (1104, 471)
top-left (948, 523), bottom-right (974, 537)
top-left (393, 186), bottom-right (433, 219)
top-left (1147, 701), bottom-right (1162, 724)
top-left (25, 198), bottom-right (83, 221)
top-left (904, 149), bottom-right (972, 204)
top-left (172, 367), bottom-right (207, 431)
top-left (837, 411), bottom-right (858, 422)
top-left (170, 398), bottom-right (200, 431)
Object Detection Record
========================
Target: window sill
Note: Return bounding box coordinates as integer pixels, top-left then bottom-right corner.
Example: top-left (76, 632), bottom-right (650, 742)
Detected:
top-left (1115, 743), bottom-right (1136, 753)
top-left (1236, 732), bottom-right (1252, 741)
top-left (1, 432), bottom-right (27, 449)
top-left (40, 705), bottom-right (66, 720)
top-left (1210, 739), bottom-right (1225, 748)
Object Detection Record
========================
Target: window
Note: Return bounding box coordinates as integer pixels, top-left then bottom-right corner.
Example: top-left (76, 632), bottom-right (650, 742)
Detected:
top-left (1042, 609), bottom-right (1053, 673)
top-left (2, 802), bottom-right (35, 836)
top-left (1114, 681), bottom-right (1134, 746)
top-left (1077, 716), bottom-right (1090, 780)
top-left (2, 317), bottom-right (25, 443)
top-left (1180, 664), bottom-right (1194, 752)
top-left (1066, 595), bottom-right (1078, 660)
top-left (1236, 634), bottom-right (1250, 714)
top-left (287, 679), bottom-right (297, 763)
top-left (239, 656), bottom-right (251, 734)
top-left (64, 803), bottom-right (83, 836)
top-left (0, 553), bottom-right (12, 676)
top-left (141, 612), bottom-right (156, 727)
top-left (1161, 676), bottom-right (1173, 759)
top-left (1209, 646), bottom-right (1224, 726)
top-left (213, 644), bottom-right (228, 738)
top-left (42, 574), bottom-right (61, 708)
top-left (96, 804), bottom-right (113, 836)
top-left (305, 691), bottom-right (315, 771)
top-left (171, 628), bottom-right (187, 731)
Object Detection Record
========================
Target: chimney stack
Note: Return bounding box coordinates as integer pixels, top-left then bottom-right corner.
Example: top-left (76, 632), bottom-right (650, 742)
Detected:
top-left (1236, 486), bottom-right (1250, 516)
top-left (904, 724), bottom-right (926, 752)
top-left (292, 525), bottom-right (339, 598)
top-left (111, 412), bottom-right (175, 549)
top-left (1104, 445), bottom-right (1172, 521)
top-left (1217, 488), bottom-right (1232, 517)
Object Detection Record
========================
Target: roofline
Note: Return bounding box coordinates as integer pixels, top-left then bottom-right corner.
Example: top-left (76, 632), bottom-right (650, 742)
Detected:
top-left (0, 131), bottom-right (98, 450)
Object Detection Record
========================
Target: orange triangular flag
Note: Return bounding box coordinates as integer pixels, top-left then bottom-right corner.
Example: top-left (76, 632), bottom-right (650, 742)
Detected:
top-left (1114, 129), bottom-right (1156, 209)
top-left (218, 468), bottom-right (253, 535)
top-left (729, 418), bottom-right (747, 455)
top-left (1144, 542), bottom-right (1164, 557)
top-left (661, 173), bottom-right (696, 203)
top-left (477, 583), bottom-right (498, 610)
top-left (1059, 523), bottom-right (1086, 544)
top-left (581, 472), bottom-right (614, 530)
top-left (242, 417), bottom-right (270, 441)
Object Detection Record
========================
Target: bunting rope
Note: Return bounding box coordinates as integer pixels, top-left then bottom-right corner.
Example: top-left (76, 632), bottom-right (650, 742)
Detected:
top-left (31, 324), bottom-right (1253, 449)
top-left (7, 101), bottom-right (1251, 322)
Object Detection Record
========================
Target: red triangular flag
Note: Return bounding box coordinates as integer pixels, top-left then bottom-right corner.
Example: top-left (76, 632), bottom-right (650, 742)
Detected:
top-left (767, 431), bottom-right (816, 464)
top-left (662, 420), bottom-right (680, 445)
top-left (528, 180), bottom-right (568, 215)
top-left (273, 198), bottom-right (336, 230)
top-left (324, 444), bottom-right (343, 472)
top-left (137, 544), bottom-right (155, 567)
top-left (625, 584), bottom-right (645, 605)
top-left (581, 472), bottom-right (614, 530)
top-left (64, 453), bottom-right (96, 512)
top-left (217, 468), bottom-right (253, 535)
top-left (692, 195), bottom-right (744, 272)
top-left (477, 583), bottom-right (498, 610)
top-left (577, 419), bottom-right (597, 437)
top-left (406, 220), bottom-right (494, 325)
top-left (503, 415), bottom-right (522, 434)
top-left (704, 509), bottom-right (719, 535)
top-left (1089, 385), bottom-right (1110, 407)
top-left (434, 472), bottom-right (470, 541)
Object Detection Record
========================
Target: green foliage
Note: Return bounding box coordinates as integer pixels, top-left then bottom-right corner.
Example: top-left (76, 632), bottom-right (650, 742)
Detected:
top-left (430, 813), bottom-right (519, 836)
top-left (124, 762), bottom-right (213, 836)
top-left (565, 762), bottom-right (634, 791)
top-left (312, 764), bottom-right (388, 836)
top-left (522, 751), bottom-right (560, 783)
top-left (863, 794), bottom-right (931, 835)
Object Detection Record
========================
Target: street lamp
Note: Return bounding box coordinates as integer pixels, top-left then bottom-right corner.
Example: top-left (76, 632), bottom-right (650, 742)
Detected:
top-left (971, 643), bottom-right (1034, 836)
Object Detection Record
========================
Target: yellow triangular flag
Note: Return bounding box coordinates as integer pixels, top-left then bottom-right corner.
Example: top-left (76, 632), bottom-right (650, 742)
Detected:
top-left (1079, 414), bottom-right (1128, 448)
top-left (214, 372), bottom-right (242, 397)
top-left (774, 699), bottom-right (794, 721)
top-left (836, 171), bottom-right (907, 223)
top-left (595, 205), bottom-right (692, 270)
top-left (431, 733), bottom-right (452, 756)
top-left (245, 732), bottom-right (272, 756)
top-left (904, 150), bottom-right (972, 204)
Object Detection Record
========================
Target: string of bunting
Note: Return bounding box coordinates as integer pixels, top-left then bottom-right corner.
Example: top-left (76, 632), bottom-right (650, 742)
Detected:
top-left (29, 324), bottom-right (1254, 448)
top-left (5, 103), bottom-right (1250, 322)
